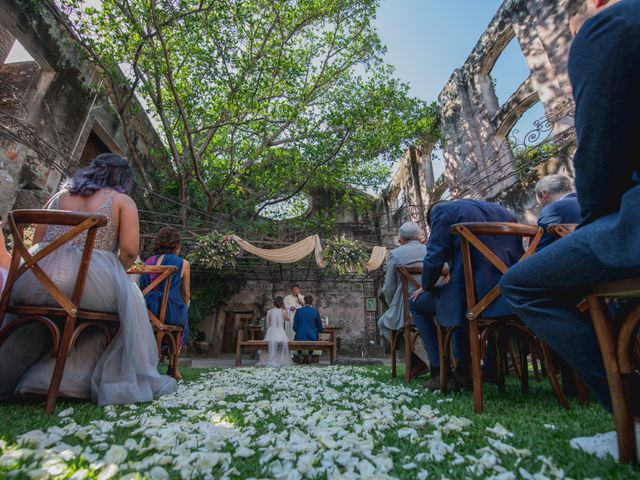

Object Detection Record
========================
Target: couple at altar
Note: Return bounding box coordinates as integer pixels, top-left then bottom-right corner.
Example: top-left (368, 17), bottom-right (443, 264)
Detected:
top-left (258, 293), bottom-right (323, 367)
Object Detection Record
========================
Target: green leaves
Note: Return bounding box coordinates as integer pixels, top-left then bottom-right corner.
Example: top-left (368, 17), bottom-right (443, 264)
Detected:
top-left (57, 0), bottom-right (438, 220)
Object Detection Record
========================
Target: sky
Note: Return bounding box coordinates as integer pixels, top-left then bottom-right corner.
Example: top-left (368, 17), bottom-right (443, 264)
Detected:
top-left (5, 0), bottom-right (543, 181)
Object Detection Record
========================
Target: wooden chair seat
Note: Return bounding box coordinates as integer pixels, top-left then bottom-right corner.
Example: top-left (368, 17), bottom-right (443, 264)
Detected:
top-left (586, 277), bottom-right (640, 463)
top-left (0, 209), bottom-right (116, 415)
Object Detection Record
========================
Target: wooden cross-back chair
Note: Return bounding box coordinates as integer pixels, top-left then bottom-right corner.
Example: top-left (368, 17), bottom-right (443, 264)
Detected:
top-left (0, 209), bottom-right (118, 415)
top-left (390, 264), bottom-right (424, 383)
top-left (586, 278), bottom-right (640, 463)
top-left (547, 223), bottom-right (578, 239)
top-left (130, 264), bottom-right (182, 379)
top-left (448, 222), bottom-right (569, 413)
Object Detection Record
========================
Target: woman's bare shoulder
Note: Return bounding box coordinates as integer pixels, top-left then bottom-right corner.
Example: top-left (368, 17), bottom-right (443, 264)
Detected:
top-left (112, 192), bottom-right (138, 209)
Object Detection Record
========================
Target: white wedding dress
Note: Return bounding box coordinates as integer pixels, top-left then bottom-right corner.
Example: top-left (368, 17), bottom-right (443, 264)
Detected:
top-left (0, 196), bottom-right (177, 405)
top-left (257, 307), bottom-right (293, 367)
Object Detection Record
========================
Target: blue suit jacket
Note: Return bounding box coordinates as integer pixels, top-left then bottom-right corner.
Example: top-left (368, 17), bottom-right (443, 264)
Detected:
top-left (293, 306), bottom-right (323, 341)
top-left (537, 193), bottom-right (582, 250)
top-left (422, 200), bottom-right (523, 327)
top-left (569, 0), bottom-right (640, 268)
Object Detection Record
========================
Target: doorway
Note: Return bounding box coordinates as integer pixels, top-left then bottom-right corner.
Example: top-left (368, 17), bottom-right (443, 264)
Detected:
top-left (221, 310), bottom-right (253, 353)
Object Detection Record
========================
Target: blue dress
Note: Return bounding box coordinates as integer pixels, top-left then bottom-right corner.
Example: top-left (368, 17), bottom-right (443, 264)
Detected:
top-left (140, 253), bottom-right (189, 345)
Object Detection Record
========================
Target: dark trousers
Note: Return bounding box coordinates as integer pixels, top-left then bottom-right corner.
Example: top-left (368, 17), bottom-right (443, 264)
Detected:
top-left (499, 224), bottom-right (640, 413)
top-left (409, 291), bottom-right (469, 372)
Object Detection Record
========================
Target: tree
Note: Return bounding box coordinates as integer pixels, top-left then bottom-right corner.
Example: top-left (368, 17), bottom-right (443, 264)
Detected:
top-left (52, 0), bottom-right (436, 223)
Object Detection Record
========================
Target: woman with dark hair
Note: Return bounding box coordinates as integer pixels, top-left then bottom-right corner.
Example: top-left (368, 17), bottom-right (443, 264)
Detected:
top-left (0, 153), bottom-right (177, 405)
top-left (141, 227), bottom-right (190, 375)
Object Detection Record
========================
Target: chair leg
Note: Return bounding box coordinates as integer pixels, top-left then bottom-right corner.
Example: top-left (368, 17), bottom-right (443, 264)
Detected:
top-left (588, 297), bottom-right (637, 463)
top-left (538, 340), bottom-right (570, 410)
top-left (45, 316), bottom-right (76, 415)
top-left (575, 375), bottom-right (590, 406)
top-left (518, 337), bottom-right (529, 394)
top-left (390, 330), bottom-right (398, 378)
top-left (493, 329), bottom-right (506, 394)
top-left (531, 350), bottom-right (542, 383)
top-left (404, 325), bottom-right (412, 384)
top-left (436, 324), bottom-right (448, 393)
top-left (469, 319), bottom-right (484, 414)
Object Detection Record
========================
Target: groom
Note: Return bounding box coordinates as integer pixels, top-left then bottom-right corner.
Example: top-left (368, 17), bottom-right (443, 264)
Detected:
top-left (293, 295), bottom-right (323, 364)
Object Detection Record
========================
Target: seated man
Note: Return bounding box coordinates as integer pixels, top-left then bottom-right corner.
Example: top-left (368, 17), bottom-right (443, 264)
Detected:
top-left (534, 174), bottom-right (582, 250)
top-left (377, 222), bottom-right (427, 367)
top-left (501, 0), bottom-right (640, 459)
top-left (293, 295), bottom-right (323, 364)
top-left (410, 199), bottom-right (523, 391)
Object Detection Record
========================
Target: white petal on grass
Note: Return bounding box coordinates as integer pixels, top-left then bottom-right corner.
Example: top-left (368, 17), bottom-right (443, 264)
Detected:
top-left (97, 463), bottom-right (118, 480)
top-left (486, 423), bottom-right (514, 439)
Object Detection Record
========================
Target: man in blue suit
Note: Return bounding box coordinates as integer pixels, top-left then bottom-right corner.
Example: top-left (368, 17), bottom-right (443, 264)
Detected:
top-left (500, 0), bottom-right (640, 456)
top-left (293, 295), bottom-right (324, 364)
top-left (535, 174), bottom-right (582, 250)
top-left (410, 199), bottom-right (523, 390)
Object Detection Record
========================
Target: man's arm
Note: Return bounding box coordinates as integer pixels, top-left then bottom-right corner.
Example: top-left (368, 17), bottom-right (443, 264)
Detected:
top-left (380, 251), bottom-right (399, 303)
top-left (422, 205), bottom-right (452, 291)
top-left (569, 11), bottom-right (640, 224)
top-left (537, 204), bottom-right (563, 230)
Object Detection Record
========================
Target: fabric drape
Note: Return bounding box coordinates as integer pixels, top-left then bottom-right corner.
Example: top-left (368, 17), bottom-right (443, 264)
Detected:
top-left (230, 234), bottom-right (386, 272)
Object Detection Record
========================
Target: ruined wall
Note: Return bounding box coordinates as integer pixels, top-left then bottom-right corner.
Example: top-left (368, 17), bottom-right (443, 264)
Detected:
top-left (377, 143), bottom-right (436, 246)
top-left (380, 0), bottom-right (580, 227)
top-left (437, 0), bottom-right (578, 212)
top-left (0, 0), bottom-right (164, 219)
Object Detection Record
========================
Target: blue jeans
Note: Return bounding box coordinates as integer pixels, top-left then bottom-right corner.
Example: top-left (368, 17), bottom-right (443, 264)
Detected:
top-left (409, 292), bottom-right (469, 372)
top-left (499, 226), bottom-right (640, 412)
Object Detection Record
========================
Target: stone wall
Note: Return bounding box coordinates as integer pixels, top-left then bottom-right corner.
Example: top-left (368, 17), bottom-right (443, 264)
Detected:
top-left (198, 278), bottom-right (381, 357)
top-left (0, 25), bottom-right (14, 64)
top-left (0, 0), bottom-right (165, 219)
top-left (382, 0), bottom-right (581, 226)
top-left (437, 0), bottom-right (578, 212)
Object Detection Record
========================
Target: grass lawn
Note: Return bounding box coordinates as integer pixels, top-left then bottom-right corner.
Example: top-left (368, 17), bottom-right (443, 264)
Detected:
top-left (1, 366), bottom-right (638, 479)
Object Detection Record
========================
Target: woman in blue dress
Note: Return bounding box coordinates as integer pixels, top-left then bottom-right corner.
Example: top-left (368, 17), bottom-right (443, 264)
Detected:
top-left (141, 227), bottom-right (191, 376)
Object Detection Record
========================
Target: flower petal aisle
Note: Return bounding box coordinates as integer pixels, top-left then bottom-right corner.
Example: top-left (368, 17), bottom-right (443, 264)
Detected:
top-left (0, 367), bottom-right (632, 479)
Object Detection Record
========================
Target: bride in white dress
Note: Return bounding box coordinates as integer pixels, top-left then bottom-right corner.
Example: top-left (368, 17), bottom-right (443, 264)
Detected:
top-left (0, 154), bottom-right (177, 405)
top-left (257, 296), bottom-right (293, 367)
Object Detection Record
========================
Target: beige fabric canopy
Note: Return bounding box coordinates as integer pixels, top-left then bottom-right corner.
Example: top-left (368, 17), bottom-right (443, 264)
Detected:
top-left (230, 234), bottom-right (386, 272)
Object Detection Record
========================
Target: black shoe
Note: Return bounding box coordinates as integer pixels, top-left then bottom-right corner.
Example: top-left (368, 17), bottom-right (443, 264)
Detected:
top-left (424, 373), bottom-right (442, 391)
top-left (447, 375), bottom-right (472, 392)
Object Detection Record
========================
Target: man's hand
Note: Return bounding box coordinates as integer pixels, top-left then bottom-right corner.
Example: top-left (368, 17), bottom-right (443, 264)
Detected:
top-left (410, 287), bottom-right (424, 302)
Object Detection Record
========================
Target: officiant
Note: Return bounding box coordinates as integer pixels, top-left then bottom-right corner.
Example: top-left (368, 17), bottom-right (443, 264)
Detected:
top-left (283, 284), bottom-right (305, 339)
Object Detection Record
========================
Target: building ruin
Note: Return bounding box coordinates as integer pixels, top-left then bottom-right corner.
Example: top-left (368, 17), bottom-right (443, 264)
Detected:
top-left (0, 0), bottom-right (584, 357)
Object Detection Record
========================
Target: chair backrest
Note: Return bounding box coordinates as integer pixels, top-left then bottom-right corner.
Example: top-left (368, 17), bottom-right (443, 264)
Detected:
top-left (547, 223), bottom-right (578, 240)
top-left (398, 263), bottom-right (423, 328)
top-left (0, 209), bottom-right (108, 326)
top-left (450, 222), bottom-right (543, 321)
top-left (130, 264), bottom-right (177, 326)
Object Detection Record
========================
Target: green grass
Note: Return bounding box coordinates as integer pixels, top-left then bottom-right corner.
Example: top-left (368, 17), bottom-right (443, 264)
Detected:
top-left (1, 366), bottom-right (638, 479)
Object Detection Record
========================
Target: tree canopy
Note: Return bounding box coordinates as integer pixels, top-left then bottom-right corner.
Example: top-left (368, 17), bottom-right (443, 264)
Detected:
top-left (53, 0), bottom-right (438, 223)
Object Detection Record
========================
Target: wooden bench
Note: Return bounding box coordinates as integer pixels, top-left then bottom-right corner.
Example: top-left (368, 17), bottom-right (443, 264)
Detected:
top-left (235, 329), bottom-right (336, 366)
